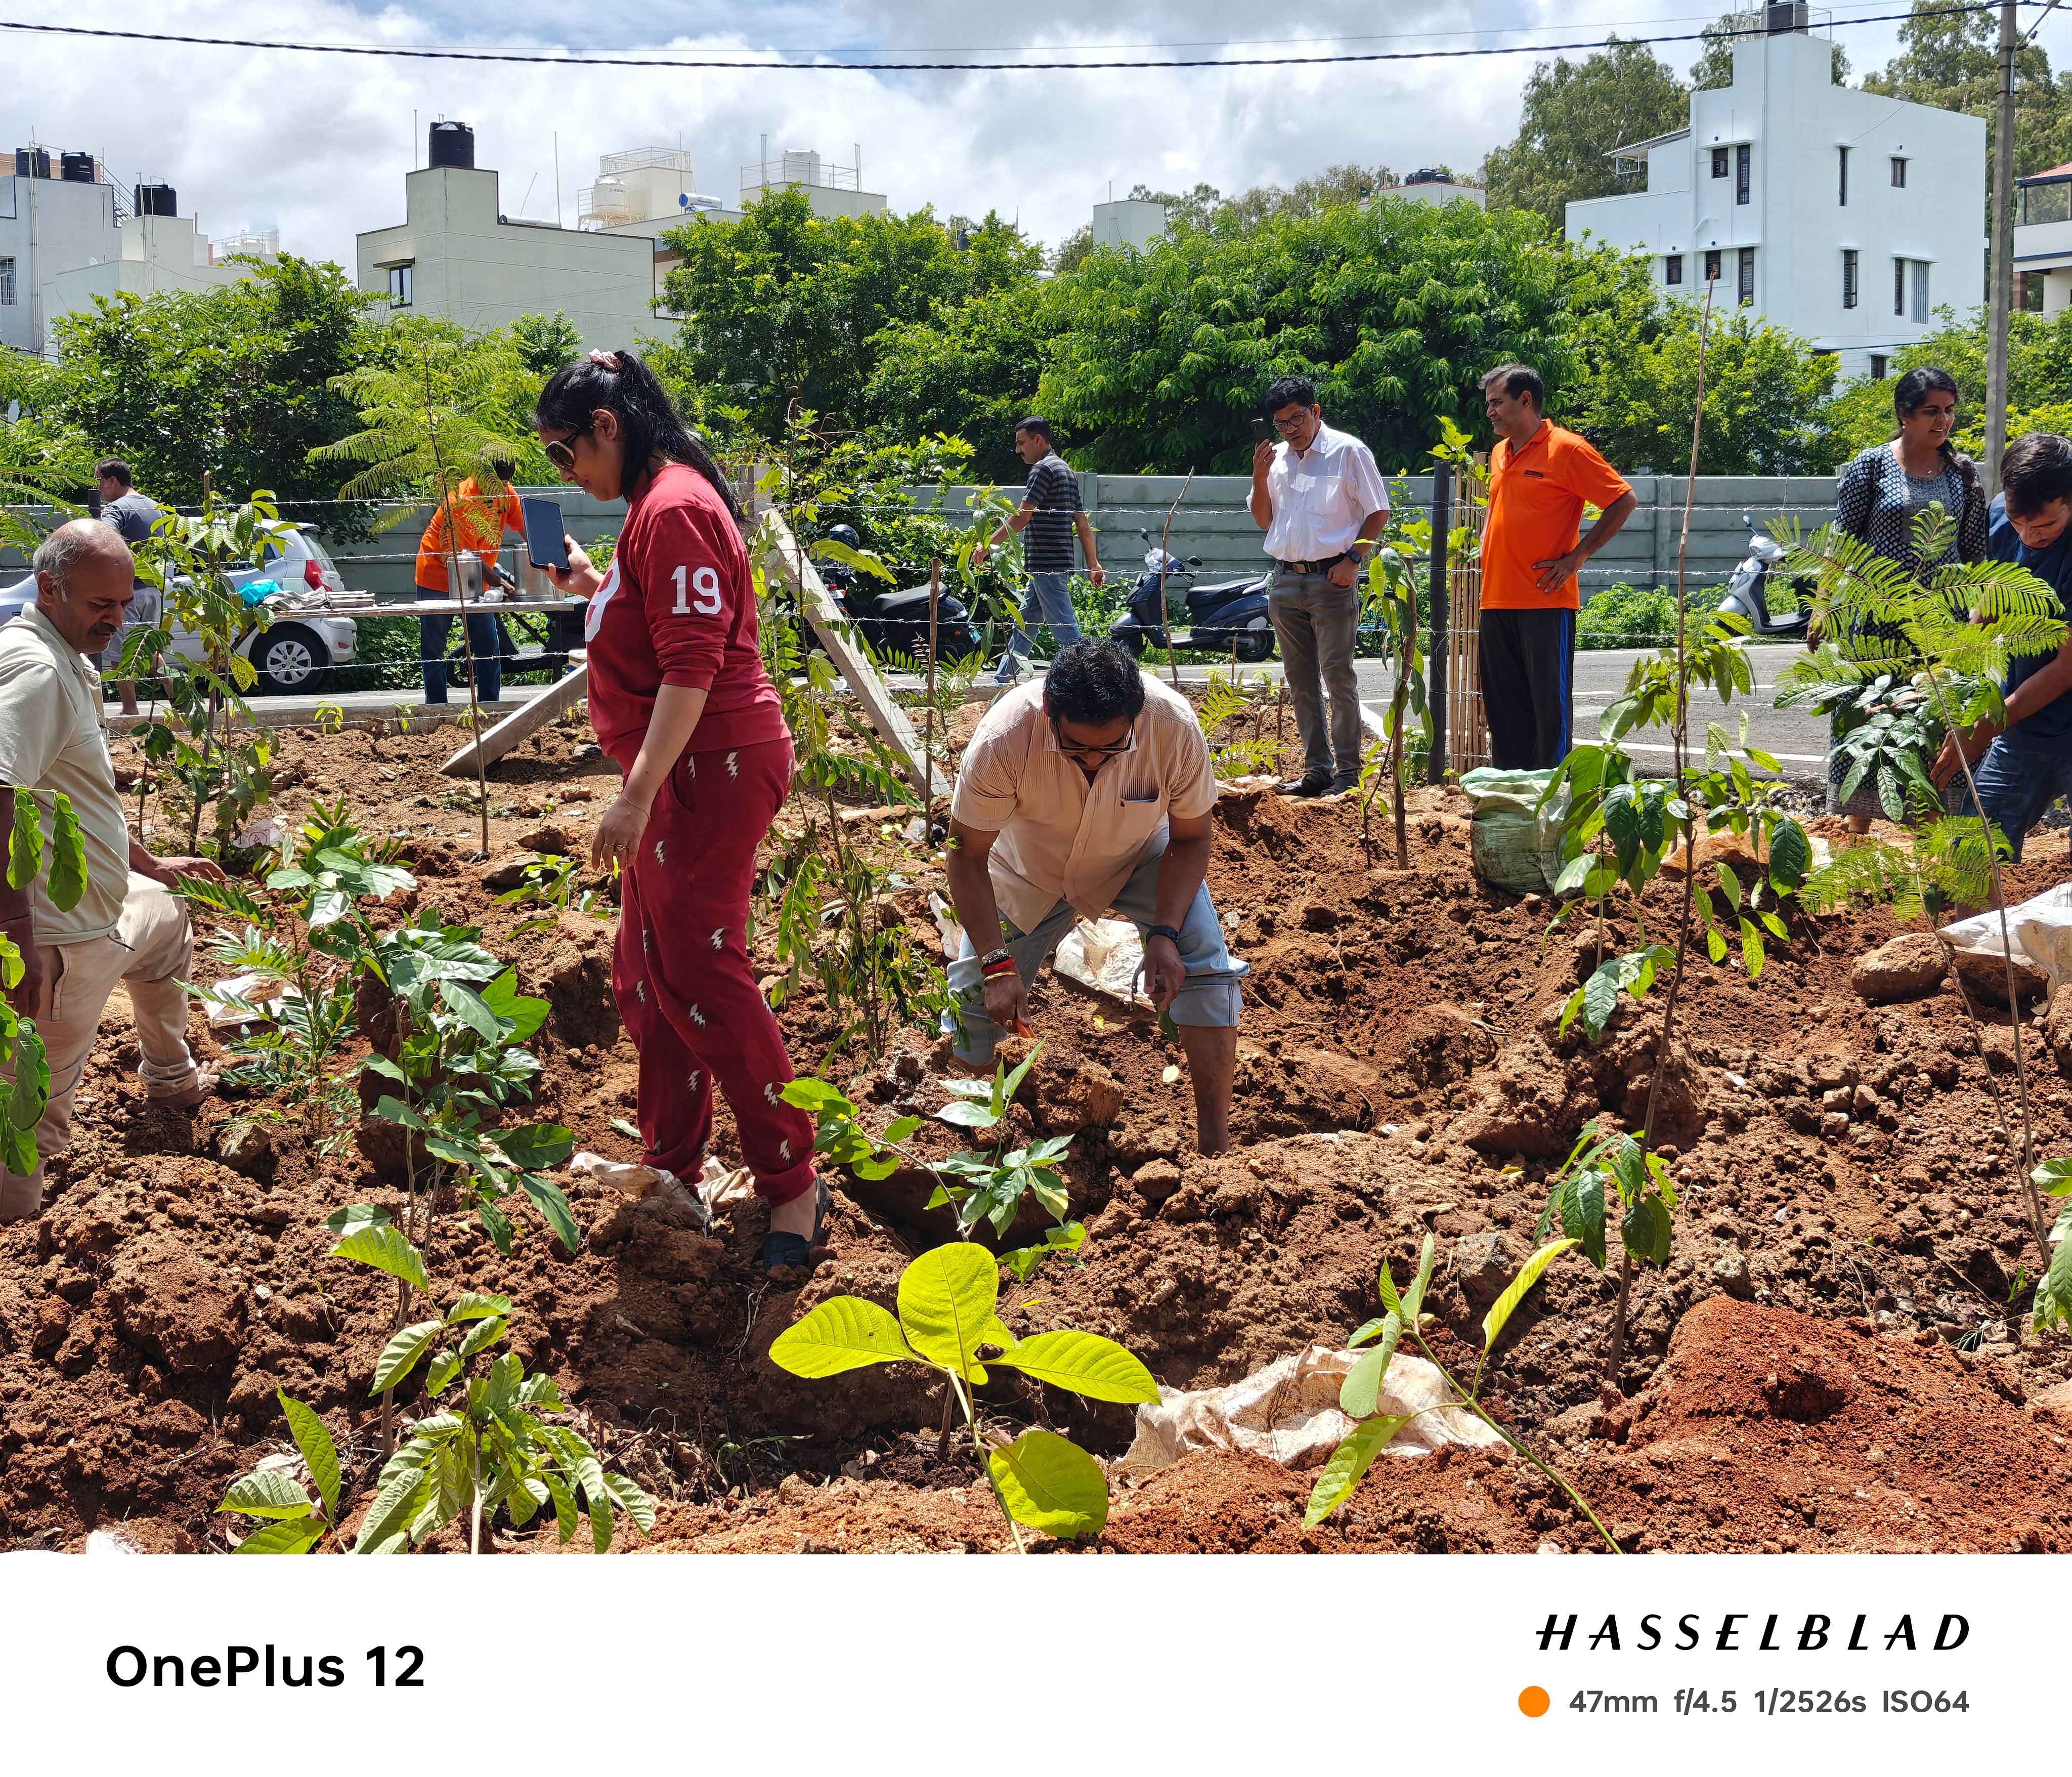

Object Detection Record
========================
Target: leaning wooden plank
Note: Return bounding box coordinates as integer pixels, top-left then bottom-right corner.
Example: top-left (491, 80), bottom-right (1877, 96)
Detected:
top-left (755, 511), bottom-right (945, 798)
top-left (440, 664), bottom-right (588, 777)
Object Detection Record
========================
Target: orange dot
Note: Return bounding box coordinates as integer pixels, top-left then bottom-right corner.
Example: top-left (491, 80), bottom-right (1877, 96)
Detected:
top-left (1518, 1686), bottom-right (1551, 1718)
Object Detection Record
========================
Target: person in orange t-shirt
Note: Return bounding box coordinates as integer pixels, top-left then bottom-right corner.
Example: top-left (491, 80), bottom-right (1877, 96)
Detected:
top-left (1476, 365), bottom-right (1637, 770)
top-left (413, 454), bottom-right (526, 704)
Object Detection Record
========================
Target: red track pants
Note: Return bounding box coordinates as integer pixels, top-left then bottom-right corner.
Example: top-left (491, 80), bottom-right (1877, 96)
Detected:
top-left (614, 735), bottom-right (816, 1204)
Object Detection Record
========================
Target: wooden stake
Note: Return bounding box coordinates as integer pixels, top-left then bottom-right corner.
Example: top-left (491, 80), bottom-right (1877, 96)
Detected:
top-left (925, 557), bottom-right (941, 798)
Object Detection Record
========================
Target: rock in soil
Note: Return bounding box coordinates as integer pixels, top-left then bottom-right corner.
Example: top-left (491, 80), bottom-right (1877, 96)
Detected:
top-left (217, 1122), bottom-right (275, 1180)
top-left (1850, 932), bottom-right (1948, 1003)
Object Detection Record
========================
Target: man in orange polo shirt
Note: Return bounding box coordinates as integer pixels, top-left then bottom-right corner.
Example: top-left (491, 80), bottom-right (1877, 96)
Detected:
top-left (414, 453), bottom-right (525, 704)
top-left (1476, 365), bottom-right (1637, 770)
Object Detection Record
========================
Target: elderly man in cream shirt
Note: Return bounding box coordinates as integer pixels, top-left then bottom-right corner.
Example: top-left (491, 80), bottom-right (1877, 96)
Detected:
top-left (0, 519), bottom-right (219, 1222)
top-left (941, 638), bottom-right (1248, 1155)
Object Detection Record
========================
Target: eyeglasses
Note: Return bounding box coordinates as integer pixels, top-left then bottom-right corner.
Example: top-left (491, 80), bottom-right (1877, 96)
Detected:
top-left (540, 423), bottom-right (590, 472)
top-left (1272, 409), bottom-right (1313, 436)
top-left (1052, 716), bottom-right (1136, 760)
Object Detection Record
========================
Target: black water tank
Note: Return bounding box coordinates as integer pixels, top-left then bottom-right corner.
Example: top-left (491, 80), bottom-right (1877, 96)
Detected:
top-left (14, 148), bottom-right (48, 179)
top-left (59, 152), bottom-right (95, 183)
top-left (427, 120), bottom-right (474, 170)
top-left (135, 183), bottom-right (177, 217)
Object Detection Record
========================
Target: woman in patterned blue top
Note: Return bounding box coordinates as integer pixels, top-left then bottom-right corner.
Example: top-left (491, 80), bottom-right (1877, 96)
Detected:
top-left (1824, 367), bottom-right (1988, 825)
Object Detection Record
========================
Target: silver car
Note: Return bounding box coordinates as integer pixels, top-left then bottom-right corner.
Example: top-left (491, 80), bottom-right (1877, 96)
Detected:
top-left (0, 524), bottom-right (360, 696)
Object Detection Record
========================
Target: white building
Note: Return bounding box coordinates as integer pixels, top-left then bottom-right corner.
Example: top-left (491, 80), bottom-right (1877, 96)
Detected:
top-left (1394, 168), bottom-right (1486, 209)
top-left (357, 122), bottom-right (659, 352)
top-left (1565, 5), bottom-right (1984, 382)
top-left (1092, 199), bottom-right (1168, 250)
top-left (738, 145), bottom-right (887, 221)
top-left (2013, 162), bottom-right (2072, 314)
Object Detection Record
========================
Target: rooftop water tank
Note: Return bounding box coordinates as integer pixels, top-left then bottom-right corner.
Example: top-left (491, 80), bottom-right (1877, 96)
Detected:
top-left (135, 183), bottom-right (177, 217)
top-left (428, 120), bottom-right (475, 170)
top-left (15, 148), bottom-right (48, 180)
top-left (59, 152), bottom-right (94, 183)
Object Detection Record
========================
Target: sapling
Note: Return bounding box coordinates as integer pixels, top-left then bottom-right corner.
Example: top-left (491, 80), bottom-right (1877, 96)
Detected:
top-left (1305, 1234), bottom-right (1619, 1552)
top-left (1362, 545), bottom-right (1431, 867)
top-left (768, 1242), bottom-right (1158, 1547)
top-left (491, 851), bottom-right (602, 936)
top-left (215, 1388), bottom-right (348, 1553)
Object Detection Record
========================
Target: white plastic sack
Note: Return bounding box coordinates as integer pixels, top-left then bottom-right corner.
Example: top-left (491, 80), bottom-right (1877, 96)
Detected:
top-left (569, 1150), bottom-right (715, 1228)
top-left (929, 891), bottom-right (965, 960)
top-left (1055, 916), bottom-right (1147, 1005)
top-left (1116, 1343), bottom-right (1505, 1482)
top-left (1939, 882), bottom-right (2072, 997)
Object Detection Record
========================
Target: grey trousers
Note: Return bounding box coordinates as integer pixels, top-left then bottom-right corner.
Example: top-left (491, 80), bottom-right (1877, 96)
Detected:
top-left (1267, 568), bottom-right (1362, 781)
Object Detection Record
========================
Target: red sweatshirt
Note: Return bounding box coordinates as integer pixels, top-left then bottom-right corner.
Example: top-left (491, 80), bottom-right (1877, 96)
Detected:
top-left (584, 463), bottom-right (788, 769)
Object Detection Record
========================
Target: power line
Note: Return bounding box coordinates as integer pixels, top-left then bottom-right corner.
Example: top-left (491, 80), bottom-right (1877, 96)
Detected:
top-left (0, 3), bottom-right (2043, 74)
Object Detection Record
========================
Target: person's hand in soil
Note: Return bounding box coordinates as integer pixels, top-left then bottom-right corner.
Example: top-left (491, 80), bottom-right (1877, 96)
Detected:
top-left (592, 795), bottom-right (650, 872)
top-left (983, 966), bottom-right (1029, 1035)
top-left (1930, 720), bottom-right (1996, 790)
top-left (547, 537), bottom-right (602, 599)
top-left (1140, 933), bottom-right (1186, 1011)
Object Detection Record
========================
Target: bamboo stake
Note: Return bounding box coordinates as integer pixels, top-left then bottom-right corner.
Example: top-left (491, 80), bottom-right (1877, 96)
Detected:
top-left (925, 557), bottom-right (940, 792)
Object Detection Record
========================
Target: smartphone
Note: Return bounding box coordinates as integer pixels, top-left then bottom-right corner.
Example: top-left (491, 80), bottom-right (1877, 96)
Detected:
top-left (1250, 417), bottom-right (1273, 446)
top-left (521, 497), bottom-right (570, 572)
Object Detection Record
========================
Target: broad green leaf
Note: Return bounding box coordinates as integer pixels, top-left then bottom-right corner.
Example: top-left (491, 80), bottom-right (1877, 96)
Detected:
top-left (438, 978), bottom-right (502, 1041)
top-left (2033, 1225), bottom-right (2072, 1333)
top-left (370, 1094), bottom-right (430, 1132)
top-left (278, 1393), bottom-right (340, 1522)
top-left (933, 1099), bottom-right (1002, 1129)
top-left (47, 794), bottom-right (85, 913)
top-left (502, 1123), bottom-right (577, 1171)
top-left (233, 1514), bottom-right (327, 1555)
top-left (986, 1428), bottom-right (1109, 1539)
top-left (935, 1077), bottom-right (998, 1101)
top-left (1706, 926), bottom-right (1728, 965)
top-left (7, 790), bottom-right (39, 891)
top-left (1303, 1415), bottom-right (1414, 1528)
top-left (1402, 1234), bottom-right (1437, 1324)
top-left (354, 1467), bottom-right (426, 1554)
top-left (589, 1482), bottom-right (617, 1554)
top-left (1768, 816), bottom-right (1811, 889)
top-left (1712, 862), bottom-right (1742, 913)
top-left (1340, 1311), bottom-right (1402, 1419)
top-left (370, 1319), bottom-right (443, 1394)
top-left (1000, 1040), bottom-right (1044, 1108)
top-left (780, 1078), bottom-right (850, 1112)
top-left (881, 1115), bottom-right (924, 1144)
top-left (1739, 916), bottom-right (1765, 980)
top-left (1621, 1195), bottom-right (1673, 1267)
top-left (424, 1350), bottom-right (460, 1396)
top-left (219, 1468), bottom-right (313, 1519)
top-left (1347, 1316), bottom-right (1390, 1347)
top-left (519, 1173), bottom-right (583, 1252)
top-left (896, 1243), bottom-right (1000, 1381)
top-left (991, 1329), bottom-right (1159, 1404)
top-left (1569, 1166), bottom-right (1609, 1271)
top-left (330, 1222), bottom-right (429, 1292)
top-left (456, 1316), bottom-right (507, 1361)
top-left (8, 1026), bottom-right (46, 1130)
top-left (768, 1296), bottom-right (914, 1377)
top-left (542, 1472), bottom-right (579, 1544)
top-left (477, 1197), bottom-right (515, 1254)
top-left (603, 1471), bottom-right (658, 1535)
top-left (1579, 961), bottom-right (1619, 1039)
top-left (478, 969), bottom-right (550, 1040)
top-left (445, 1291), bottom-right (513, 1324)
top-left (1481, 1240), bottom-right (1577, 1352)
top-left (1375, 1259), bottom-right (1404, 1319)
top-left (2034, 1157), bottom-right (2072, 1197)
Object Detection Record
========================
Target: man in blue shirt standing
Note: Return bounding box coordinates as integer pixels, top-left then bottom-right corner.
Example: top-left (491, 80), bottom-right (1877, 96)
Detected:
top-left (1931, 430), bottom-right (2072, 861)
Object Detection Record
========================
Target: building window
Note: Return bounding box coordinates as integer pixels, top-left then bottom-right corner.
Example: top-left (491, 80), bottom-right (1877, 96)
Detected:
top-left (1665, 253), bottom-right (1684, 286)
top-left (1736, 144), bottom-right (1751, 205)
top-left (1738, 246), bottom-right (1756, 306)
top-left (0, 258), bottom-right (14, 307)
top-left (1891, 156), bottom-right (1907, 188)
top-left (1910, 260), bottom-right (1929, 322)
top-left (1711, 147), bottom-right (1729, 178)
top-left (2023, 270), bottom-right (2047, 312)
top-left (1843, 248), bottom-right (1858, 309)
top-left (1839, 146), bottom-right (1849, 206)
top-left (386, 262), bottom-right (413, 306)
top-left (1704, 248), bottom-right (1722, 284)
top-left (1894, 258), bottom-right (1906, 316)
top-left (1870, 354), bottom-right (1888, 380)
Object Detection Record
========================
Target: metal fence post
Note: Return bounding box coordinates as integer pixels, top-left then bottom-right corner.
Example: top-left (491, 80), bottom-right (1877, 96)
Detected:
top-left (1426, 462), bottom-right (1450, 784)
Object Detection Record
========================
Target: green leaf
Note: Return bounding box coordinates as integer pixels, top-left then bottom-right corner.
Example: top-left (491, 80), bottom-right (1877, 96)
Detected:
top-left (2034, 1157), bottom-right (2072, 1197)
top-left (986, 1427), bottom-right (1108, 1539)
top-left (1375, 1259), bottom-right (1404, 1320)
top-left (1401, 1234), bottom-right (1436, 1325)
top-left (2033, 1225), bottom-right (2072, 1333)
top-left (603, 1472), bottom-right (658, 1536)
top-left (1706, 926), bottom-right (1728, 964)
top-left (589, 1482), bottom-right (617, 1554)
top-left (881, 1115), bottom-right (924, 1144)
top-left (1339, 1312), bottom-right (1402, 1419)
top-left (1739, 916), bottom-right (1765, 980)
top-left (1768, 816), bottom-right (1811, 889)
top-left (1000, 1039), bottom-right (1044, 1107)
top-left (1481, 1240), bottom-right (1577, 1352)
top-left (519, 1173), bottom-right (583, 1251)
top-left (370, 1319), bottom-right (443, 1394)
top-left (935, 1077), bottom-right (998, 1101)
top-left (1712, 861), bottom-right (1742, 913)
top-left (219, 1468), bottom-right (313, 1519)
top-left (7, 790), bottom-right (39, 891)
top-left (780, 1078), bottom-right (851, 1113)
top-left (456, 1316), bottom-right (507, 1361)
top-left (278, 1393), bottom-right (340, 1523)
top-left (46, 794), bottom-right (85, 913)
top-left (1579, 960), bottom-right (1620, 1040)
top-left (501, 1123), bottom-right (576, 1170)
top-left (990, 1329), bottom-right (1159, 1404)
top-left (438, 978), bottom-right (502, 1041)
top-left (768, 1296), bottom-right (914, 1377)
top-left (424, 1350), bottom-right (460, 1396)
top-left (933, 1099), bottom-right (1002, 1129)
top-left (1621, 1195), bottom-right (1674, 1267)
top-left (896, 1243), bottom-right (1000, 1381)
top-left (541, 1472), bottom-right (579, 1544)
top-left (232, 1514), bottom-right (327, 1555)
top-left (477, 969), bottom-right (550, 1041)
top-left (445, 1291), bottom-right (513, 1324)
top-left (329, 1222), bottom-right (429, 1292)
top-left (1303, 1416), bottom-right (1414, 1528)
top-left (8, 1025), bottom-right (46, 1131)
top-left (1347, 1316), bottom-right (1391, 1347)
top-left (354, 1467), bottom-right (427, 1554)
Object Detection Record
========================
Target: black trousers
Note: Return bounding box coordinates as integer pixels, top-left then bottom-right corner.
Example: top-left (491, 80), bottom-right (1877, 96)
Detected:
top-left (1478, 606), bottom-right (1576, 771)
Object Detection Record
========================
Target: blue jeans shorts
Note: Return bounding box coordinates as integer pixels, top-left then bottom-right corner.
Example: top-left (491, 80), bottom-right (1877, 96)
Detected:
top-left (1951, 735), bottom-right (2072, 862)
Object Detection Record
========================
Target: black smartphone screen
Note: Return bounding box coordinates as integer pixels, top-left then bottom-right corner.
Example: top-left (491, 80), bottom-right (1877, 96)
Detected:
top-left (1250, 417), bottom-right (1273, 445)
top-left (521, 497), bottom-right (570, 571)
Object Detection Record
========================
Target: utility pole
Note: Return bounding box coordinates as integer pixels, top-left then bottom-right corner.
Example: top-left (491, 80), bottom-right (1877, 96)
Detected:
top-left (1985, 0), bottom-right (2019, 494)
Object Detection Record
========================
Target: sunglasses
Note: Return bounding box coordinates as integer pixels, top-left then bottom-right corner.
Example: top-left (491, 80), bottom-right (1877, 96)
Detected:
top-left (540, 421), bottom-right (592, 472)
top-left (1052, 716), bottom-right (1136, 759)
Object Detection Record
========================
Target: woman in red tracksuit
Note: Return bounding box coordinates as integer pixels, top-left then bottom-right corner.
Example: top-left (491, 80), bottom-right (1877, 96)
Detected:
top-left (536, 348), bottom-right (822, 1274)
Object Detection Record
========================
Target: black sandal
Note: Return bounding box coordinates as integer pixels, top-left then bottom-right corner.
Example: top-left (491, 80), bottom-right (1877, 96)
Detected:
top-left (760, 1176), bottom-right (831, 1276)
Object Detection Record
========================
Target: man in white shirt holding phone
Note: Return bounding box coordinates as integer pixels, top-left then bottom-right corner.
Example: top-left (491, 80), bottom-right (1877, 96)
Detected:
top-left (1248, 374), bottom-right (1390, 798)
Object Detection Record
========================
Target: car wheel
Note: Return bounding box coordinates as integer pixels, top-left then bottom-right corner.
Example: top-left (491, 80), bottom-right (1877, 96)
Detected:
top-left (252, 623), bottom-right (329, 696)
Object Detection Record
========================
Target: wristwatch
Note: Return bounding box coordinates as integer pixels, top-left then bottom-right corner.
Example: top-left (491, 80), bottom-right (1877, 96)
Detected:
top-left (1146, 925), bottom-right (1182, 946)
top-left (979, 946), bottom-right (1012, 968)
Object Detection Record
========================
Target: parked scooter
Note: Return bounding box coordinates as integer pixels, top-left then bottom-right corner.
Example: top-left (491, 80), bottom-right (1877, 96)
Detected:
top-left (812, 524), bottom-right (984, 664)
top-left (1716, 514), bottom-right (1811, 640)
top-left (1109, 529), bottom-right (1276, 662)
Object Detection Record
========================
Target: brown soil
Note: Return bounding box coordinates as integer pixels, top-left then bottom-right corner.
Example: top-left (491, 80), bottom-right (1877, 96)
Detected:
top-left (5, 707), bottom-right (2071, 1554)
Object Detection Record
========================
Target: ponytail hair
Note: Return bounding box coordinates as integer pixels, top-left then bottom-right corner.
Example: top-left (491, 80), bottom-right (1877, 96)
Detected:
top-left (535, 348), bottom-right (740, 519)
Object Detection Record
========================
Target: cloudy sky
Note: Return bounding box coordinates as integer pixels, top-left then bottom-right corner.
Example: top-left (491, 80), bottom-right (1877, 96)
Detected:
top-left (0, 1), bottom-right (2007, 262)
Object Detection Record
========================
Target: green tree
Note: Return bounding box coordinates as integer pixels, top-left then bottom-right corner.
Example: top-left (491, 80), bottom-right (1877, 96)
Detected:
top-left (1037, 197), bottom-right (1653, 474)
top-left (1481, 39), bottom-right (1691, 234)
top-left (1824, 304), bottom-right (2072, 461)
top-left (1127, 164), bottom-right (1401, 232)
top-left (1574, 303), bottom-right (1845, 475)
top-left (1864, 0), bottom-right (2072, 178)
top-left (659, 189), bottom-right (1042, 436)
top-left (1691, 11), bottom-right (1848, 89)
top-left (510, 310), bottom-right (583, 376)
top-left (48, 256), bottom-right (376, 514)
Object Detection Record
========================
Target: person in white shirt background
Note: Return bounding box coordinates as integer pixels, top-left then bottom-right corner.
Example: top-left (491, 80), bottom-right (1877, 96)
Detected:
top-left (1247, 374), bottom-right (1390, 796)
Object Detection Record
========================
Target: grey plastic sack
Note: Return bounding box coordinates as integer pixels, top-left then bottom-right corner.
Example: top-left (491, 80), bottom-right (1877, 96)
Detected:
top-left (1458, 766), bottom-right (1567, 893)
